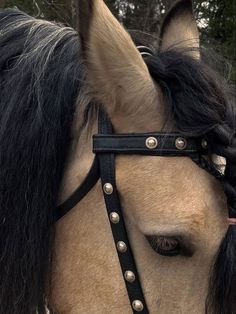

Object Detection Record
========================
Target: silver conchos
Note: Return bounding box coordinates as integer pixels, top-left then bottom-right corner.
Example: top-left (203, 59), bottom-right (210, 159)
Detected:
top-left (124, 270), bottom-right (136, 283)
top-left (109, 212), bottom-right (120, 224)
top-left (175, 137), bottom-right (187, 150)
top-left (103, 183), bottom-right (113, 194)
top-left (132, 300), bottom-right (144, 312)
top-left (117, 241), bottom-right (127, 253)
top-left (145, 137), bottom-right (158, 149)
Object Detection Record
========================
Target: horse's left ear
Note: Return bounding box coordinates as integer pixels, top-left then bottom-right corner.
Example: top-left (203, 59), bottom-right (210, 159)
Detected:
top-left (159, 0), bottom-right (200, 59)
top-left (78, 0), bottom-right (159, 130)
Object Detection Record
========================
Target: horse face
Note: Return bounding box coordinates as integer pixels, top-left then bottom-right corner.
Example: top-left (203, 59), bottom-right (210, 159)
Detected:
top-left (115, 154), bottom-right (226, 313)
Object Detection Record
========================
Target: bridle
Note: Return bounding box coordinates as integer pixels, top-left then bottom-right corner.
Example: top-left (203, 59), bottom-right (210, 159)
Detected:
top-left (56, 106), bottom-right (217, 313)
top-left (55, 46), bottom-right (222, 314)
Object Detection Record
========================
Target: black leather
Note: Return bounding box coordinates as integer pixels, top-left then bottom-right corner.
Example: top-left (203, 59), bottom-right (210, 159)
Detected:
top-left (56, 157), bottom-right (100, 220)
top-left (93, 133), bottom-right (207, 156)
top-left (98, 110), bottom-right (149, 313)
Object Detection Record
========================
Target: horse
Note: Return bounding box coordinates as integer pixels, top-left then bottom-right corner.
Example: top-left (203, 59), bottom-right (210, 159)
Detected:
top-left (0, 0), bottom-right (235, 313)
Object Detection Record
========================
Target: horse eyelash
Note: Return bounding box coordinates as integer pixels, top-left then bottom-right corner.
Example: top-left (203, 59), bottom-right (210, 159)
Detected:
top-left (145, 235), bottom-right (192, 257)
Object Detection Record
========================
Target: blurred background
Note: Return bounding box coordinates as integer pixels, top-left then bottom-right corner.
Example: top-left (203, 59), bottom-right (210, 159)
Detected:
top-left (0, 0), bottom-right (235, 82)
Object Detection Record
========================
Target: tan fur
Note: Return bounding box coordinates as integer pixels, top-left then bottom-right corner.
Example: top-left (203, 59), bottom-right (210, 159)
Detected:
top-left (79, 0), bottom-right (164, 132)
top-left (50, 1), bottom-right (227, 313)
top-left (160, 4), bottom-right (200, 59)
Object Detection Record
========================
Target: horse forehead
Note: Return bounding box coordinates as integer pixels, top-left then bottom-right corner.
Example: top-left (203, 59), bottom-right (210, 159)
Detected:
top-left (116, 155), bottom-right (225, 231)
top-left (116, 154), bottom-right (210, 195)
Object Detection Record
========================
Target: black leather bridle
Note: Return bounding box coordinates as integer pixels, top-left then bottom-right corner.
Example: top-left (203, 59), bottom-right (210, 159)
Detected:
top-left (56, 107), bottom-right (216, 313)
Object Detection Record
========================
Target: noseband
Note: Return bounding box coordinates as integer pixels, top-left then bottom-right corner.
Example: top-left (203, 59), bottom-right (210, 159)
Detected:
top-left (56, 107), bottom-right (219, 313)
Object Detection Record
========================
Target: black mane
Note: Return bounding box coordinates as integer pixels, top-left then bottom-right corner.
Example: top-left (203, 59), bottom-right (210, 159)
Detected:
top-left (0, 8), bottom-right (83, 313)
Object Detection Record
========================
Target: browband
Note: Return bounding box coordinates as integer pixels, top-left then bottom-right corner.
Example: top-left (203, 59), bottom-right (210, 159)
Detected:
top-left (93, 133), bottom-right (207, 155)
top-left (57, 132), bottom-right (208, 220)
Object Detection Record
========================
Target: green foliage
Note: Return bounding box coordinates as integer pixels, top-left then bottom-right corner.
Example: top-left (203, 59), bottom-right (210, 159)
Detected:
top-left (194, 0), bottom-right (236, 82)
top-left (105, 0), bottom-right (169, 32)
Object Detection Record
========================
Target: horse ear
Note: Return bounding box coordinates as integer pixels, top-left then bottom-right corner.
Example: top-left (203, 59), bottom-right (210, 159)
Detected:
top-left (78, 0), bottom-right (159, 130)
top-left (159, 0), bottom-right (200, 59)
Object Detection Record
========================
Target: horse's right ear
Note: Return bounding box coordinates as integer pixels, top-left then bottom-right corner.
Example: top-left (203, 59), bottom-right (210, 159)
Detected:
top-left (159, 0), bottom-right (200, 59)
top-left (77, 0), bottom-right (160, 131)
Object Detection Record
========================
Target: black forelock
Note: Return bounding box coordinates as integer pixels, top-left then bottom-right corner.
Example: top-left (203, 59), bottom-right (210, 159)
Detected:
top-left (145, 50), bottom-right (234, 136)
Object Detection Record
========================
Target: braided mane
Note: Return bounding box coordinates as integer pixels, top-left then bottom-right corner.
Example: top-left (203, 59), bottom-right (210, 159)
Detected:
top-left (146, 50), bottom-right (236, 314)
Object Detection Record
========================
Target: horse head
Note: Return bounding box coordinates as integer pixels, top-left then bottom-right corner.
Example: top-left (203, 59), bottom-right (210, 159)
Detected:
top-left (0, 1), bottom-right (235, 313)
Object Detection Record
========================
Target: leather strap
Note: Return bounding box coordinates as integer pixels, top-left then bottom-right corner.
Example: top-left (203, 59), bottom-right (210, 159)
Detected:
top-left (98, 110), bottom-right (149, 313)
top-left (56, 157), bottom-right (100, 220)
top-left (93, 133), bottom-right (206, 156)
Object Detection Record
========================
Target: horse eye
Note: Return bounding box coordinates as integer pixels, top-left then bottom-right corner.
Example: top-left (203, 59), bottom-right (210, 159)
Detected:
top-left (146, 235), bottom-right (192, 257)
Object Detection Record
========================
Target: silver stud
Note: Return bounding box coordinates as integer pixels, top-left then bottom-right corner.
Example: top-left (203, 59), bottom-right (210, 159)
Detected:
top-left (145, 137), bottom-right (158, 149)
top-left (124, 270), bottom-right (136, 283)
top-left (201, 139), bottom-right (208, 149)
top-left (103, 183), bottom-right (113, 195)
top-left (117, 241), bottom-right (127, 253)
top-left (109, 212), bottom-right (120, 224)
top-left (175, 137), bottom-right (187, 150)
top-left (132, 300), bottom-right (144, 312)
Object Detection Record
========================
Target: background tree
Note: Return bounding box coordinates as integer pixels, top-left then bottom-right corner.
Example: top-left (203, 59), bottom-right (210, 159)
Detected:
top-left (194, 0), bottom-right (236, 81)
